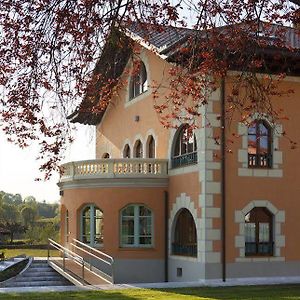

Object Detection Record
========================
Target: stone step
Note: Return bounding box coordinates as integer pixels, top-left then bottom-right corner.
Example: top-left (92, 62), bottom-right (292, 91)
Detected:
top-left (1, 259), bottom-right (73, 288)
top-left (14, 276), bottom-right (67, 282)
top-left (30, 263), bottom-right (50, 267)
top-left (24, 271), bottom-right (59, 277)
top-left (4, 280), bottom-right (71, 287)
top-left (26, 267), bottom-right (57, 272)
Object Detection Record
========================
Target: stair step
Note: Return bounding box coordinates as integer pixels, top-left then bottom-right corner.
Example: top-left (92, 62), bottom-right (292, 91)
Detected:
top-left (4, 280), bottom-right (72, 287)
top-left (26, 267), bottom-right (56, 272)
top-left (14, 276), bottom-right (67, 282)
top-left (1, 258), bottom-right (73, 288)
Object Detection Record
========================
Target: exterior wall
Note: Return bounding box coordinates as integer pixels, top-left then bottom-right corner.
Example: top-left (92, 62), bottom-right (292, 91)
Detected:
top-left (60, 186), bottom-right (167, 283)
top-left (95, 47), bottom-right (172, 160)
top-left (224, 77), bottom-right (300, 278)
top-left (60, 38), bottom-right (300, 282)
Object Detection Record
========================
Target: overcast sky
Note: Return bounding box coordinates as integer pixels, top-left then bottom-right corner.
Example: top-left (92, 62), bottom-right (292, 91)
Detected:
top-left (0, 124), bottom-right (95, 204)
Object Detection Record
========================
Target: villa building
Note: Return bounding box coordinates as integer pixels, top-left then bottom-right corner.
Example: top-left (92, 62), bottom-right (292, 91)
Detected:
top-left (58, 23), bottom-right (300, 283)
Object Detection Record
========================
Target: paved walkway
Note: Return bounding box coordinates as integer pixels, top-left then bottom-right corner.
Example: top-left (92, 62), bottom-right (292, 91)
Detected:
top-left (0, 276), bottom-right (300, 293)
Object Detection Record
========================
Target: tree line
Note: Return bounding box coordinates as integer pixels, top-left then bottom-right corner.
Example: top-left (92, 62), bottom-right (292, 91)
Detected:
top-left (0, 191), bottom-right (59, 244)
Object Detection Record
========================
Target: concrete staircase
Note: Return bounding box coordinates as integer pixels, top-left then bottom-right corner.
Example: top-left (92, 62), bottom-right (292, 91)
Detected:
top-left (2, 258), bottom-right (73, 287)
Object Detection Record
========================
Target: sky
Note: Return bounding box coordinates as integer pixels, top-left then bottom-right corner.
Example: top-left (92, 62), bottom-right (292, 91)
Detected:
top-left (0, 124), bottom-right (95, 204)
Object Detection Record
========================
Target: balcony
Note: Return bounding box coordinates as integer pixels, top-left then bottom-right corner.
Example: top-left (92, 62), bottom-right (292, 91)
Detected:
top-left (59, 159), bottom-right (169, 189)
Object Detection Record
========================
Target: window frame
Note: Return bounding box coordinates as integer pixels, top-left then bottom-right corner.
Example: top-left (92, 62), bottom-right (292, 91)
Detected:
top-left (129, 61), bottom-right (148, 100)
top-left (245, 207), bottom-right (274, 257)
top-left (171, 124), bottom-right (197, 168)
top-left (134, 140), bottom-right (143, 158)
top-left (80, 204), bottom-right (104, 247)
top-left (172, 208), bottom-right (197, 257)
top-left (120, 204), bottom-right (154, 248)
top-left (147, 135), bottom-right (155, 158)
top-left (248, 119), bottom-right (273, 169)
top-left (123, 144), bottom-right (131, 158)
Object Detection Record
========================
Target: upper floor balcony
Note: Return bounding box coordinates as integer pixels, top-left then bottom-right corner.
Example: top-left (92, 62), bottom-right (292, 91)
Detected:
top-left (58, 158), bottom-right (169, 189)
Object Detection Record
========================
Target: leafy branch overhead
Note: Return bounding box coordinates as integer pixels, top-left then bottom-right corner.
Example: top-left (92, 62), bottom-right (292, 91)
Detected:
top-left (0, 0), bottom-right (299, 177)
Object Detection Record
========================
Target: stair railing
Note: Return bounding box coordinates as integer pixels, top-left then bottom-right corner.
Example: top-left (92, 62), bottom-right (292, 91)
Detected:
top-left (48, 239), bottom-right (85, 281)
top-left (48, 238), bottom-right (114, 285)
top-left (71, 239), bottom-right (115, 284)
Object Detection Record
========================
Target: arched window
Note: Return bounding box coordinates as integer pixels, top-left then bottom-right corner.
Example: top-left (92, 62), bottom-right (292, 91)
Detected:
top-left (248, 120), bottom-right (272, 168)
top-left (134, 140), bottom-right (143, 158)
top-left (81, 205), bottom-right (103, 246)
top-left (123, 144), bottom-right (131, 158)
top-left (172, 208), bottom-right (197, 257)
top-left (172, 125), bottom-right (197, 168)
top-left (146, 135), bottom-right (155, 158)
top-left (245, 207), bottom-right (273, 256)
top-left (129, 61), bottom-right (147, 100)
top-left (102, 153), bottom-right (110, 159)
top-left (121, 205), bottom-right (153, 247)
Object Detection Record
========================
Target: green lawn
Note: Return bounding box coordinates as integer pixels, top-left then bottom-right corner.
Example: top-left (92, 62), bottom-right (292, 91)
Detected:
top-left (1, 249), bottom-right (59, 258)
top-left (0, 285), bottom-right (300, 299)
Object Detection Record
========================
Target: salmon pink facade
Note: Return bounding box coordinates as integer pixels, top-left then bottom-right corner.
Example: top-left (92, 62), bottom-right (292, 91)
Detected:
top-left (58, 25), bottom-right (300, 283)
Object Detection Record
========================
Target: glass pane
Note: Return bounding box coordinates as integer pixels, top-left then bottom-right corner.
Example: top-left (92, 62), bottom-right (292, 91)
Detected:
top-left (259, 136), bottom-right (269, 154)
top-left (174, 138), bottom-right (180, 156)
top-left (82, 234), bottom-right (91, 243)
top-left (141, 63), bottom-right (147, 92)
top-left (248, 135), bottom-right (257, 154)
top-left (139, 206), bottom-right (151, 216)
top-left (139, 217), bottom-right (152, 235)
top-left (122, 206), bottom-right (134, 216)
top-left (122, 236), bottom-right (134, 245)
top-left (139, 237), bottom-right (152, 245)
top-left (122, 218), bottom-right (134, 235)
top-left (259, 122), bottom-right (268, 136)
top-left (94, 208), bottom-right (103, 218)
top-left (259, 223), bottom-right (270, 242)
top-left (95, 216), bottom-right (103, 236)
top-left (248, 124), bottom-right (256, 135)
top-left (83, 218), bottom-right (90, 235)
top-left (83, 207), bottom-right (90, 218)
top-left (245, 223), bottom-right (256, 242)
top-left (94, 234), bottom-right (103, 244)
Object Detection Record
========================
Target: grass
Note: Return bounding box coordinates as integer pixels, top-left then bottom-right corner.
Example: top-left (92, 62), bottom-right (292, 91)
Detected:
top-left (2, 249), bottom-right (59, 258)
top-left (0, 285), bottom-right (299, 299)
top-left (0, 259), bottom-right (28, 282)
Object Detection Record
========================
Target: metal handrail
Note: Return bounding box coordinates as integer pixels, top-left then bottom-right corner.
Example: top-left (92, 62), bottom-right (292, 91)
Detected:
top-left (71, 243), bottom-right (111, 266)
top-left (72, 239), bottom-right (114, 283)
top-left (49, 239), bottom-right (82, 261)
top-left (48, 239), bottom-right (112, 285)
top-left (73, 239), bottom-right (114, 263)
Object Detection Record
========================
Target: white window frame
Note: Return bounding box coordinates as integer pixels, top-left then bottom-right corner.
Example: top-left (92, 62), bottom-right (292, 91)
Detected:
top-left (120, 204), bottom-right (153, 248)
top-left (80, 204), bottom-right (103, 247)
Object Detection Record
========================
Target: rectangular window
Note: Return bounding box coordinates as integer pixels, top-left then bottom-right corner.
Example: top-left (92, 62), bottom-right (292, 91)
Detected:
top-left (121, 205), bottom-right (153, 247)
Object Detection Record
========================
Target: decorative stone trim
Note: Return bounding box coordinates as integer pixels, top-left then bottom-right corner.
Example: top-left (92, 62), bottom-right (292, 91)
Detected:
top-left (196, 87), bottom-right (221, 264)
top-left (234, 200), bottom-right (285, 262)
top-left (124, 51), bottom-right (151, 108)
top-left (169, 193), bottom-right (200, 260)
top-left (237, 115), bottom-right (283, 177)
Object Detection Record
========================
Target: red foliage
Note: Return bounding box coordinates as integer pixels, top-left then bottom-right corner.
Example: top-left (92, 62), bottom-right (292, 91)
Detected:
top-left (0, 0), bottom-right (298, 177)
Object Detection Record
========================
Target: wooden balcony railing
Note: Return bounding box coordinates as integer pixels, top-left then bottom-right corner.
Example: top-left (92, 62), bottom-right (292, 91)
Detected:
top-left (60, 158), bottom-right (168, 182)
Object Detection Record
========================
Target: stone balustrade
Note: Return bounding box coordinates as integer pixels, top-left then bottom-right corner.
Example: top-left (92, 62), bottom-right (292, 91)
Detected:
top-left (60, 159), bottom-right (168, 182)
